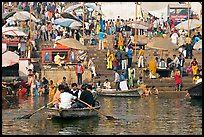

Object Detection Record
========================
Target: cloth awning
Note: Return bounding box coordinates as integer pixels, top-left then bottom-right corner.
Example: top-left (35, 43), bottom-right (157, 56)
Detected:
top-left (56, 38), bottom-right (87, 50)
top-left (175, 19), bottom-right (202, 30)
top-left (2, 51), bottom-right (19, 67)
top-left (146, 37), bottom-right (179, 50)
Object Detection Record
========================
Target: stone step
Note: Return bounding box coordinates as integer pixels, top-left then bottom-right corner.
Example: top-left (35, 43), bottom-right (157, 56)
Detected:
top-left (143, 78), bottom-right (193, 83)
top-left (144, 82), bottom-right (195, 87)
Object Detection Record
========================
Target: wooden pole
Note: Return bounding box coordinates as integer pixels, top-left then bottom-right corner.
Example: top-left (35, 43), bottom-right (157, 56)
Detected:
top-left (29, 3), bottom-right (32, 59)
top-left (187, 2), bottom-right (190, 39)
top-left (135, 2), bottom-right (137, 56)
top-left (82, 2), bottom-right (85, 45)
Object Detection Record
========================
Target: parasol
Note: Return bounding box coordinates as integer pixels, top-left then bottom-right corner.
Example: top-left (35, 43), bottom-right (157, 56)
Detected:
top-left (54, 18), bottom-right (76, 27)
top-left (13, 11), bottom-right (37, 22)
top-left (2, 27), bottom-right (28, 37)
top-left (60, 12), bottom-right (82, 23)
top-left (175, 19), bottom-right (202, 30)
top-left (146, 37), bottom-right (179, 50)
top-left (193, 40), bottom-right (202, 50)
top-left (56, 38), bottom-right (87, 50)
top-left (2, 51), bottom-right (19, 67)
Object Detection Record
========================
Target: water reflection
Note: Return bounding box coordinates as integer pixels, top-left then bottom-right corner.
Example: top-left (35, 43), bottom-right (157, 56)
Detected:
top-left (51, 116), bottom-right (100, 135)
top-left (2, 92), bottom-right (202, 135)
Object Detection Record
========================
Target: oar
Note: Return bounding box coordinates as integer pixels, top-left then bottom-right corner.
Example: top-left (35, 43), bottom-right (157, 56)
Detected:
top-left (77, 99), bottom-right (117, 120)
top-left (2, 96), bottom-right (13, 107)
top-left (15, 99), bottom-right (55, 119)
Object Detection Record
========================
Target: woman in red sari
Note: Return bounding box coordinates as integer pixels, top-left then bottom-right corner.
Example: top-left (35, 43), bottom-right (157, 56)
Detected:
top-left (174, 69), bottom-right (182, 91)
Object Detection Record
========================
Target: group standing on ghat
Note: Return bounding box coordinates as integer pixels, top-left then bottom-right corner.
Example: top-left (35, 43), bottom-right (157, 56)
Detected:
top-left (2, 2), bottom-right (202, 107)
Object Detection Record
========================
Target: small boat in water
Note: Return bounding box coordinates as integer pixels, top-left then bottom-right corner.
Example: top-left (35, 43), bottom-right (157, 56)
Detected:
top-left (96, 88), bottom-right (143, 97)
top-left (48, 104), bottom-right (101, 118)
top-left (187, 82), bottom-right (202, 99)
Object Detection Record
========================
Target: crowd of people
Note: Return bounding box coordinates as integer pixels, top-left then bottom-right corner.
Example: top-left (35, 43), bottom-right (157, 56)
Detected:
top-left (3, 2), bottom-right (202, 98)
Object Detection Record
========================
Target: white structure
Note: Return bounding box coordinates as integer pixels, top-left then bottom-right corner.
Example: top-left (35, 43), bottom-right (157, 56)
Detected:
top-left (100, 2), bottom-right (143, 20)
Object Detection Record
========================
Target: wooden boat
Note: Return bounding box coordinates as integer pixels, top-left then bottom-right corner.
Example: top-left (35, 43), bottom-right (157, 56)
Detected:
top-left (187, 82), bottom-right (202, 99)
top-left (96, 88), bottom-right (144, 97)
top-left (48, 104), bottom-right (101, 118)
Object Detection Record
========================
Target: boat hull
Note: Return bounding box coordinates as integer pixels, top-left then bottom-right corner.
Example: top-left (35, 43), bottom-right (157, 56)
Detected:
top-left (48, 105), bottom-right (100, 118)
top-left (188, 82), bottom-right (202, 99)
top-left (96, 88), bottom-right (143, 97)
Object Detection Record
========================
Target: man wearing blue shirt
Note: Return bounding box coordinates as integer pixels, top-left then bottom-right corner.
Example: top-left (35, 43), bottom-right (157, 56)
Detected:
top-left (98, 30), bottom-right (105, 50)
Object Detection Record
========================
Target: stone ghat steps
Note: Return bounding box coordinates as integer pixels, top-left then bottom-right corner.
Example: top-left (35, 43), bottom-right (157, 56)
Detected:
top-left (143, 77), bottom-right (194, 83)
top-left (142, 82), bottom-right (194, 88)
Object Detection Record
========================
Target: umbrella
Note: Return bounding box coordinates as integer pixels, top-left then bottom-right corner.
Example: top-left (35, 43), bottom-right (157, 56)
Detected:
top-left (13, 11), bottom-right (37, 22)
top-left (2, 27), bottom-right (28, 37)
top-left (193, 40), bottom-right (202, 50)
top-left (54, 18), bottom-right (76, 27)
top-left (64, 3), bottom-right (103, 15)
top-left (69, 21), bottom-right (82, 28)
top-left (64, 4), bottom-right (82, 12)
top-left (56, 38), bottom-right (87, 50)
top-left (2, 51), bottom-right (19, 67)
top-left (84, 3), bottom-right (103, 15)
top-left (61, 12), bottom-right (82, 23)
top-left (146, 37), bottom-right (179, 50)
top-left (2, 11), bottom-right (16, 20)
top-left (175, 19), bottom-right (202, 30)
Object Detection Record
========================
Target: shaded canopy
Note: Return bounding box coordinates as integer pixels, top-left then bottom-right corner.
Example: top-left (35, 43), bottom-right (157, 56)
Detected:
top-left (61, 12), bottom-right (82, 23)
top-left (2, 27), bottom-right (28, 37)
top-left (2, 11), bottom-right (16, 20)
top-left (56, 38), bottom-right (87, 50)
top-left (2, 51), bottom-right (19, 67)
top-left (193, 40), bottom-right (202, 50)
top-left (54, 18), bottom-right (80, 27)
top-left (13, 11), bottom-right (37, 22)
top-left (64, 3), bottom-right (103, 15)
top-left (146, 37), bottom-right (179, 50)
top-left (175, 19), bottom-right (202, 30)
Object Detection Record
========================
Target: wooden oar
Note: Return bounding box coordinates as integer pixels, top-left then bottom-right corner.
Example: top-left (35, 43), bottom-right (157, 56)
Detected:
top-left (77, 99), bottom-right (117, 120)
top-left (15, 99), bottom-right (56, 119)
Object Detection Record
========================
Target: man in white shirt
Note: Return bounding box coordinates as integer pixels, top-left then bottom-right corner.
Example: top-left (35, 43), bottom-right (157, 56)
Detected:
top-left (114, 70), bottom-right (120, 91)
top-left (103, 79), bottom-right (111, 89)
top-left (59, 87), bottom-right (77, 109)
top-left (71, 83), bottom-right (81, 99)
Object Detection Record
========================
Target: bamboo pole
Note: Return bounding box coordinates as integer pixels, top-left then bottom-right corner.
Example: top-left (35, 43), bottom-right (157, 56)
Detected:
top-left (187, 2), bottom-right (190, 39)
top-left (135, 2), bottom-right (137, 56)
top-left (82, 2), bottom-right (85, 45)
top-left (29, 3), bottom-right (32, 59)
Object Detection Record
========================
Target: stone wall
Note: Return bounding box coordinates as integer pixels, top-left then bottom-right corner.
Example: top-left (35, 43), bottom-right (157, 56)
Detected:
top-left (41, 68), bottom-right (92, 85)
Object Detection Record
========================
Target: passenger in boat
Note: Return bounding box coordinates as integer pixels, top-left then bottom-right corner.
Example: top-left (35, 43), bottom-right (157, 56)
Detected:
top-left (71, 83), bottom-right (81, 99)
top-left (61, 77), bottom-right (68, 88)
top-left (59, 86), bottom-right (77, 109)
top-left (72, 84), bottom-right (95, 108)
top-left (103, 79), bottom-right (111, 89)
top-left (52, 84), bottom-right (64, 108)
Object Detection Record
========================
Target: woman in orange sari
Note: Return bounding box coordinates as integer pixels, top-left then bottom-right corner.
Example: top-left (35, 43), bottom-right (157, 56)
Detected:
top-left (149, 58), bottom-right (157, 79)
top-left (106, 50), bottom-right (114, 70)
top-left (118, 31), bottom-right (124, 50)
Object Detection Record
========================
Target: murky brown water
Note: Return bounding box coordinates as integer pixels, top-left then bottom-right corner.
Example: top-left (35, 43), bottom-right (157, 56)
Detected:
top-left (2, 92), bottom-right (202, 135)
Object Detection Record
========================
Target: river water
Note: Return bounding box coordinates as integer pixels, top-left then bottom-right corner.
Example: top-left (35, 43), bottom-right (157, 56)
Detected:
top-left (2, 92), bottom-right (202, 135)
